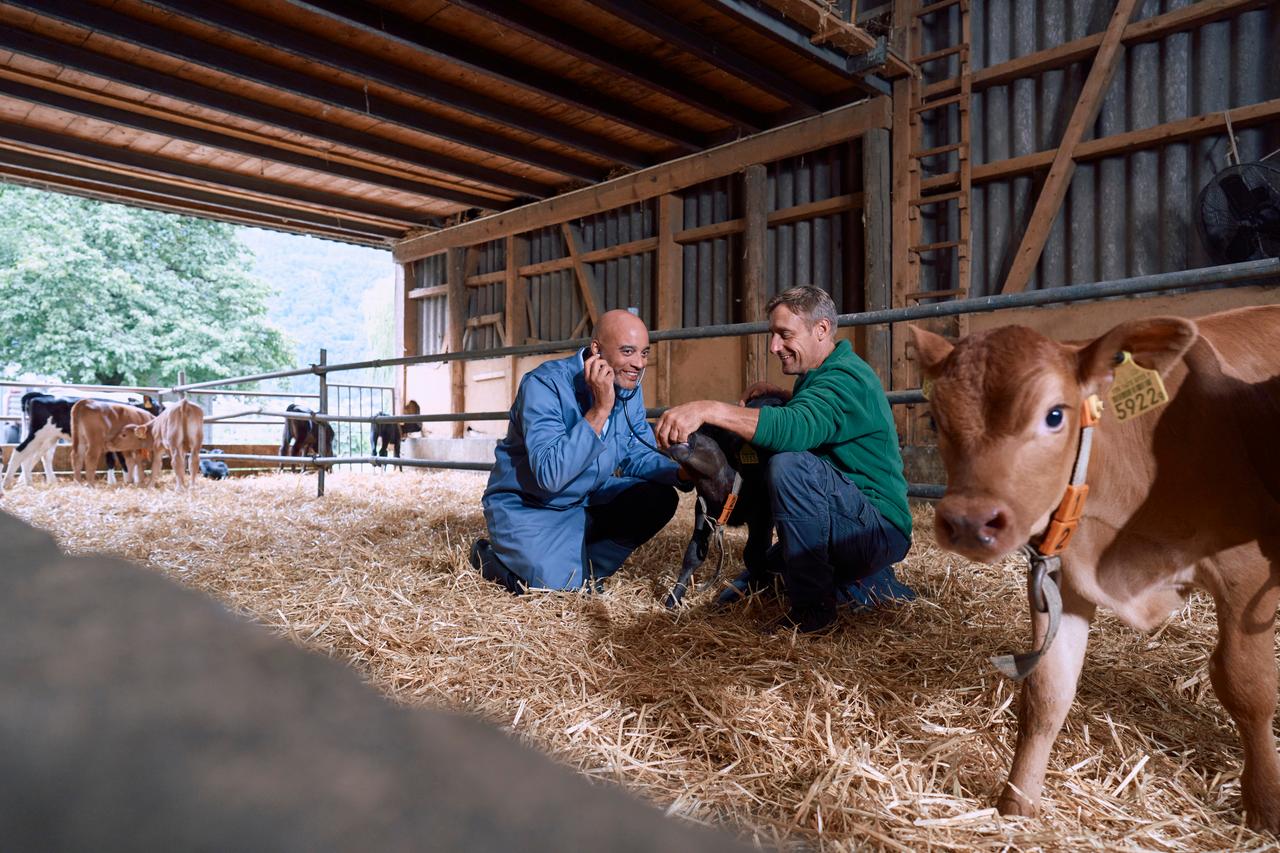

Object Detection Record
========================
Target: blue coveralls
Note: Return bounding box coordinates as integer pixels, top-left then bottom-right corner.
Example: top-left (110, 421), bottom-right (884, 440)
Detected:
top-left (482, 350), bottom-right (682, 589)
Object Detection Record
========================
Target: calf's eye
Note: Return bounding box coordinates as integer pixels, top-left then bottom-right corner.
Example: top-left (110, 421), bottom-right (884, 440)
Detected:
top-left (1044, 407), bottom-right (1065, 430)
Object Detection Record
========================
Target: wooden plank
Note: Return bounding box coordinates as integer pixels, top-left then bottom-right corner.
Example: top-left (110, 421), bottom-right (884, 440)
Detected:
top-left (1001, 0), bottom-right (1141, 294)
top-left (924, 96), bottom-right (1280, 190)
top-left (930, 0), bottom-right (1268, 98)
top-left (393, 97), bottom-right (892, 262)
top-left (395, 261), bottom-right (416, 411)
top-left (505, 234), bottom-right (528, 404)
top-left (447, 247), bottom-right (467, 438)
top-left (562, 222), bottom-right (601, 328)
top-left (464, 270), bottom-right (506, 286)
top-left (408, 285), bottom-right (449, 300)
top-left (675, 218), bottom-right (745, 245)
top-left (767, 192), bottom-right (861, 226)
top-left (465, 312), bottom-right (504, 328)
top-left (862, 128), bottom-right (892, 385)
top-left (655, 193), bottom-right (683, 407)
top-left (742, 164), bottom-right (769, 389)
top-left (517, 235), bottom-right (660, 276)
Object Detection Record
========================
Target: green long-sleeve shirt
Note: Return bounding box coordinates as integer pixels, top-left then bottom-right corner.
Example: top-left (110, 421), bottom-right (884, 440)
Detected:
top-left (752, 340), bottom-right (912, 539)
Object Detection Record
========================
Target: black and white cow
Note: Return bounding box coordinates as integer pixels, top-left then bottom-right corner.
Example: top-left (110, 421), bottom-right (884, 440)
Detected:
top-left (2, 392), bottom-right (162, 490)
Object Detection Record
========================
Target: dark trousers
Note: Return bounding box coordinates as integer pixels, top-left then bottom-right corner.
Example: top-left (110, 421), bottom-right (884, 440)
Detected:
top-left (765, 451), bottom-right (911, 610)
top-left (583, 481), bottom-right (678, 581)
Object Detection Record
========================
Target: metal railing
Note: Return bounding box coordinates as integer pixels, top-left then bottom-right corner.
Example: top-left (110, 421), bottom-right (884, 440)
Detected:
top-left (155, 257), bottom-right (1278, 500)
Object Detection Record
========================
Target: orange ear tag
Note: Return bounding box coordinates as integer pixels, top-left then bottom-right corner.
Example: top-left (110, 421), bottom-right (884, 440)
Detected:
top-left (1107, 352), bottom-right (1170, 423)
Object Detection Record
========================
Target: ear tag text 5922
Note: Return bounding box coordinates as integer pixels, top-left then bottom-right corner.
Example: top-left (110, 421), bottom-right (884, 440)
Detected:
top-left (1107, 351), bottom-right (1169, 423)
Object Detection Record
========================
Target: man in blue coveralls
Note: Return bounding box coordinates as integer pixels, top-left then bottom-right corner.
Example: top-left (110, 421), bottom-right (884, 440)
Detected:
top-left (470, 309), bottom-right (688, 593)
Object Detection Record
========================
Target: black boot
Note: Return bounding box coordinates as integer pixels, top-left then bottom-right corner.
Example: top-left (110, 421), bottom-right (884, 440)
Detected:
top-left (469, 538), bottom-right (524, 596)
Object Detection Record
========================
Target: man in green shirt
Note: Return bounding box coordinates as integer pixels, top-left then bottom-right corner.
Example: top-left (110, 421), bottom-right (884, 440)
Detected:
top-left (654, 286), bottom-right (913, 633)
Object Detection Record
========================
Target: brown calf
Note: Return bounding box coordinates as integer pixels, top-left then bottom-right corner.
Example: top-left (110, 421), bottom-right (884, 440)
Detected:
top-left (910, 305), bottom-right (1280, 831)
top-left (121, 399), bottom-right (204, 490)
top-left (69, 400), bottom-right (155, 486)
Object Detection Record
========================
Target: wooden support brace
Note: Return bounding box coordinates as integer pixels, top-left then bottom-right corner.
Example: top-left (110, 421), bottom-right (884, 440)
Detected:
top-left (561, 221), bottom-right (601, 330)
top-left (1000, 0), bottom-right (1141, 294)
top-left (741, 163), bottom-right (769, 390)
top-left (505, 234), bottom-right (528, 404)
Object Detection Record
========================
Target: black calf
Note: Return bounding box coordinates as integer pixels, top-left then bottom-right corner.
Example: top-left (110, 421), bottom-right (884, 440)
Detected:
top-left (279, 404), bottom-right (335, 472)
top-left (662, 397), bottom-right (784, 608)
top-left (370, 401), bottom-right (422, 466)
top-left (200, 449), bottom-right (230, 480)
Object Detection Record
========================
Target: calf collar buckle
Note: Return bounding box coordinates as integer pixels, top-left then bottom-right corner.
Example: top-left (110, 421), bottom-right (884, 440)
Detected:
top-left (991, 394), bottom-right (1103, 681)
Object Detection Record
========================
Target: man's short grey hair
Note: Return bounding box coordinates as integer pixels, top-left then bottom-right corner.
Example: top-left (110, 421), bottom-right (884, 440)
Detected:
top-left (765, 286), bottom-right (837, 329)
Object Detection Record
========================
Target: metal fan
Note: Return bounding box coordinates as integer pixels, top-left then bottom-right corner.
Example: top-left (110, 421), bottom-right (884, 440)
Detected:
top-left (1197, 162), bottom-right (1280, 264)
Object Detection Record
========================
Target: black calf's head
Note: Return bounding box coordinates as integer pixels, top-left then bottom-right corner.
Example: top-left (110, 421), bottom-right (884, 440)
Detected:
top-left (667, 395), bottom-right (784, 523)
top-left (669, 434), bottom-right (737, 516)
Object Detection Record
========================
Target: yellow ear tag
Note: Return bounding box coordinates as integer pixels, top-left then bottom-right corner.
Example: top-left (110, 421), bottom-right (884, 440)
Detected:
top-left (921, 377), bottom-right (933, 400)
top-left (737, 444), bottom-right (759, 465)
top-left (1107, 351), bottom-right (1170, 423)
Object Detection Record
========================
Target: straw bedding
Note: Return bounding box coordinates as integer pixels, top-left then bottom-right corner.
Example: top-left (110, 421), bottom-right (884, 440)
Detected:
top-left (3, 472), bottom-right (1276, 851)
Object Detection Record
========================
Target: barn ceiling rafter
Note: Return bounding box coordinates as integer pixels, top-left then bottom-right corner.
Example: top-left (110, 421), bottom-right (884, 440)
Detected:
top-left (0, 0), bottom-right (899, 245)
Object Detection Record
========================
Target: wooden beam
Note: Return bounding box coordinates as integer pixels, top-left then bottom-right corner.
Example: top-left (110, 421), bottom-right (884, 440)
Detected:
top-left (283, 0), bottom-right (703, 151)
top-left (1000, 0), bottom-right (1141, 294)
top-left (562, 223), bottom-right (602, 329)
top-left (464, 270), bottom-right (507, 287)
top-left (862, 128), bottom-right (892, 384)
top-left (922, 96), bottom-right (1280, 191)
top-left (655, 194), bottom-right (684, 407)
top-left (465, 312), bottom-right (504, 328)
top-left (0, 144), bottom-right (404, 241)
top-left (518, 236), bottom-right (660, 277)
top-left (447, 248), bottom-right (468, 438)
top-left (671, 194), bottom-right (863, 246)
top-left (393, 97), bottom-right (892, 262)
top-left (0, 26), bottom-right (531, 201)
top-left (742, 164), bottom-right (769, 390)
top-left (17, 0), bottom-right (604, 184)
top-left (448, 0), bottom-right (766, 132)
top-left (395, 261), bottom-right (417, 411)
top-left (505, 234), bottom-right (529, 403)
top-left (584, 0), bottom-right (822, 111)
top-left (925, 0), bottom-right (1268, 99)
top-left (0, 119), bottom-right (428, 227)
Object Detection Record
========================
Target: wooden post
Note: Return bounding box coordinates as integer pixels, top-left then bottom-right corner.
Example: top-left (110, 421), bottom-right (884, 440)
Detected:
top-left (394, 261), bottom-right (418, 417)
top-left (889, 74), bottom-right (918, 402)
top-left (655, 194), bottom-right (683, 406)
top-left (741, 163), bottom-right (769, 390)
top-left (862, 128), bottom-right (892, 386)
top-left (504, 234), bottom-right (528, 405)
top-left (447, 247), bottom-right (467, 439)
top-left (1000, 0), bottom-right (1141, 293)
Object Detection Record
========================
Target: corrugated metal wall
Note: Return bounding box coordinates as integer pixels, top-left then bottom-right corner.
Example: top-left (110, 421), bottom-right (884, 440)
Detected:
top-left (525, 226), bottom-right (582, 342)
top-left (680, 141), bottom-right (859, 326)
top-left (919, 0), bottom-right (1279, 296)
top-left (681, 176), bottom-right (739, 326)
top-left (466, 239), bottom-right (505, 351)
top-left (578, 202), bottom-right (656, 325)
top-left (767, 145), bottom-right (859, 311)
top-left (414, 253), bottom-right (447, 355)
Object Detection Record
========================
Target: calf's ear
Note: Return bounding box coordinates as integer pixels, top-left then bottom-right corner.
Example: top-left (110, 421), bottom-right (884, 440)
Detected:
top-left (1074, 316), bottom-right (1198, 393)
top-left (907, 326), bottom-right (954, 378)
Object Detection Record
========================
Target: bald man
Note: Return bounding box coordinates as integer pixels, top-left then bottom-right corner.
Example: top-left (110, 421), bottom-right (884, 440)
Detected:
top-left (472, 310), bottom-right (689, 593)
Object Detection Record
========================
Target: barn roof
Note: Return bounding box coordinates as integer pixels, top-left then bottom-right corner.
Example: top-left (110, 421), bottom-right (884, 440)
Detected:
top-left (0, 0), bottom-right (904, 246)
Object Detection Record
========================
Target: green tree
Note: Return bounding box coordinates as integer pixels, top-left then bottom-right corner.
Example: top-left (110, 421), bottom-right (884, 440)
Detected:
top-left (0, 186), bottom-right (293, 385)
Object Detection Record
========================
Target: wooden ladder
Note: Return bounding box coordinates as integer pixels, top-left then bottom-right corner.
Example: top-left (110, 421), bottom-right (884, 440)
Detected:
top-left (902, 0), bottom-right (971, 304)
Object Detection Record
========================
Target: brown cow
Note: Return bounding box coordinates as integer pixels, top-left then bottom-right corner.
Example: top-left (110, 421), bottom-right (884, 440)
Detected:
top-left (910, 304), bottom-right (1280, 831)
top-left (69, 400), bottom-right (154, 486)
top-left (120, 399), bottom-right (204, 490)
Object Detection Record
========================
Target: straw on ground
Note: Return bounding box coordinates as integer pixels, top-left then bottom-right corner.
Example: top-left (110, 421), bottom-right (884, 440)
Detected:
top-left (3, 472), bottom-right (1273, 851)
